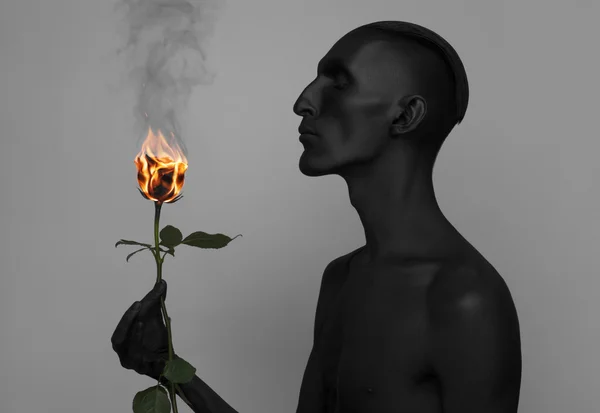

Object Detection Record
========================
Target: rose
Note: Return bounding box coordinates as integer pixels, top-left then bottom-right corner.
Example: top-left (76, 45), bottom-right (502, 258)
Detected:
top-left (134, 128), bottom-right (189, 204)
top-left (134, 154), bottom-right (188, 204)
top-left (116, 134), bottom-right (242, 412)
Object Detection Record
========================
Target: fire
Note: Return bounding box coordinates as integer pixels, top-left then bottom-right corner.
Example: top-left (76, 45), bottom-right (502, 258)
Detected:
top-left (134, 127), bottom-right (188, 204)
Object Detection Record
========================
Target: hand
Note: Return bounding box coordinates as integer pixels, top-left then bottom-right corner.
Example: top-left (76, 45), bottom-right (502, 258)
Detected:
top-left (111, 279), bottom-right (173, 381)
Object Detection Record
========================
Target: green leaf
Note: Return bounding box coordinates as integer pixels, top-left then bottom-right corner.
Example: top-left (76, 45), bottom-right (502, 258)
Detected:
top-left (115, 239), bottom-right (152, 248)
top-left (182, 232), bottom-right (242, 249)
top-left (160, 225), bottom-right (183, 248)
top-left (126, 247), bottom-right (152, 262)
top-left (158, 246), bottom-right (175, 257)
top-left (132, 385), bottom-right (171, 413)
top-left (162, 357), bottom-right (196, 384)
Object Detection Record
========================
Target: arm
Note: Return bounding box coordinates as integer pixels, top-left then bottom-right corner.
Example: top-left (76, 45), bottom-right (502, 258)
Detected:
top-left (159, 374), bottom-right (238, 413)
top-left (428, 269), bottom-right (522, 413)
top-left (160, 255), bottom-right (347, 413)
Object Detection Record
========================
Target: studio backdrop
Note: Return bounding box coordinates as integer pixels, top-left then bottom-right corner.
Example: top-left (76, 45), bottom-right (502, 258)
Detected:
top-left (0, 1), bottom-right (597, 412)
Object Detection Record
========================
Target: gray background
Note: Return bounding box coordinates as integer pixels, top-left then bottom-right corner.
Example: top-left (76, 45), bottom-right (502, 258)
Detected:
top-left (1, 1), bottom-right (598, 412)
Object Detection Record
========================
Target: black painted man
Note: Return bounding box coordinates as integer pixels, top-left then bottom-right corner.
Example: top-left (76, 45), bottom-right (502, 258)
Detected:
top-left (112, 20), bottom-right (522, 413)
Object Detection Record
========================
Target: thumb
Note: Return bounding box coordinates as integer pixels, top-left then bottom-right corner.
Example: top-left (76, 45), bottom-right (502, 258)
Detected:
top-left (156, 279), bottom-right (167, 298)
top-left (139, 279), bottom-right (167, 318)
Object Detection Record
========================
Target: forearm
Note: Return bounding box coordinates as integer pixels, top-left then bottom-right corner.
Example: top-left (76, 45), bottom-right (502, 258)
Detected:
top-left (159, 375), bottom-right (239, 413)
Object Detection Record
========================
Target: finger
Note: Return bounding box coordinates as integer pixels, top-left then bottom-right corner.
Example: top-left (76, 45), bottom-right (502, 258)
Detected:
top-left (128, 321), bottom-right (145, 371)
top-left (133, 320), bottom-right (145, 345)
top-left (142, 279), bottom-right (167, 303)
top-left (139, 280), bottom-right (167, 318)
top-left (111, 301), bottom-right (141, 350)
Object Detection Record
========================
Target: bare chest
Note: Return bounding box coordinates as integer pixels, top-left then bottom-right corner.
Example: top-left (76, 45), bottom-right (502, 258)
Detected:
top-left (315, 263), bottom-right (441, 412)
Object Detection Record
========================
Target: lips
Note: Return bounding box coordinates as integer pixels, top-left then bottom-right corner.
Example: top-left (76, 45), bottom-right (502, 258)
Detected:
top-left (298, 124), bottom-right (318, 135)
top-left (299, 133), bottom-right (318, 144)
top-left (299, 123), bottom-right (318, 145)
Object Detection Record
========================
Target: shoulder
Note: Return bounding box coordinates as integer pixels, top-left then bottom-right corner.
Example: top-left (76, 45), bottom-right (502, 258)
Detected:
top-left (320, 246), bottom-right (363, 286)
top-left (312, 247), bottom-right (363, 339)
top-left (426, 256), bottom-right (521, 347)
top-left (424, 257), bottom-right (522, 407)
top-left (315, 246), bottom-right (365, 308)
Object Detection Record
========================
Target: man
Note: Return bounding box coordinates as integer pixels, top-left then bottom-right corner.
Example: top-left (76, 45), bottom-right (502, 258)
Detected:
top-left (112, 21), bottom-right (522, 413)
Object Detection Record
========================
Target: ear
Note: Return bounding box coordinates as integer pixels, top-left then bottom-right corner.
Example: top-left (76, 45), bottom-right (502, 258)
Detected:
top-left (390, 95), bottom-right (427, 137)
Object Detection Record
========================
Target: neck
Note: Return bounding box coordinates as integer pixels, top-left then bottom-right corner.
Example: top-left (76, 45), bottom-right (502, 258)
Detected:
top-left (339, 143), bottom-right (456, 264)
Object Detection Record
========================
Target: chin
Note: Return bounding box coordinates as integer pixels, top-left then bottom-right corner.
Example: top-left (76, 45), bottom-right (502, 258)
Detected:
top-left (298, 153), bottom-right (338, 177)
top-left (299, 167), bottom-right (329, 177)
top-left (298, 162), bottom-right (328, 177)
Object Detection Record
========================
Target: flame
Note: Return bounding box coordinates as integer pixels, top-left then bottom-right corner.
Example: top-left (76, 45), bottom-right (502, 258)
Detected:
top-left (134, 127), bottom-right (188, 203)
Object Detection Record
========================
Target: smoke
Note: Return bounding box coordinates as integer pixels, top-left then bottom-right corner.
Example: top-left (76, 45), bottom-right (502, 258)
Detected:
top-left (115, 0), bottom-right (221, 157)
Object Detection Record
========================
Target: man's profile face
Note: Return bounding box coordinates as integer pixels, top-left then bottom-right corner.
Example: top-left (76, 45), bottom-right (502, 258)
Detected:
top-left (293, 29), bottom-right (417, 177)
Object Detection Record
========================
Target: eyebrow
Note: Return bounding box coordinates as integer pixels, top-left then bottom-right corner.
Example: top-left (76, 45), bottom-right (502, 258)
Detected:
top-left (317, 58), bottom-right (353, 80)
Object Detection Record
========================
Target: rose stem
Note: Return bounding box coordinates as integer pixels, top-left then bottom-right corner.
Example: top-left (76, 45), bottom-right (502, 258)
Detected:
top-left (153, 200), bottom-right (179, 413)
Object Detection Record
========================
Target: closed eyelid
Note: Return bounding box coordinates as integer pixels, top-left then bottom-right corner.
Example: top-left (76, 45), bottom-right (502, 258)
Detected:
top-left (326, 70), bottom-right (351, 87)
top-left (318, 59), bottom-right (353, 80)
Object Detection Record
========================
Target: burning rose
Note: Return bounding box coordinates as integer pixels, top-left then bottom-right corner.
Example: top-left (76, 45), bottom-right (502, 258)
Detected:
top-left (134, 128), bottom-right (188, 204)
top-left (116, 128), bottom-right (242, 413)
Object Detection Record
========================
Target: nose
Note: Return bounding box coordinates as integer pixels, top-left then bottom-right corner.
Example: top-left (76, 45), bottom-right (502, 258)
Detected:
top-left (293, 84), bottom-right (318, 118)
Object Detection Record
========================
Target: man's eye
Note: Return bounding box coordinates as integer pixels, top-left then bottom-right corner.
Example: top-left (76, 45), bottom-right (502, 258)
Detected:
top-left (334, 82), bottom-right (348, 90)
